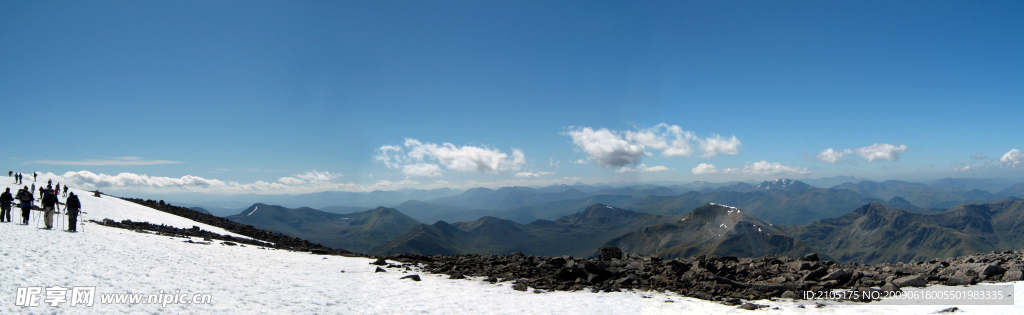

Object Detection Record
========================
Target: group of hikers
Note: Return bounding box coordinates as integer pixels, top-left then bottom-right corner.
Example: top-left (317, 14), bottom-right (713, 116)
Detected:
top-left (2, 174), bottom-right (83, 232)
top-left (9, 171), bottom-right (35, 185)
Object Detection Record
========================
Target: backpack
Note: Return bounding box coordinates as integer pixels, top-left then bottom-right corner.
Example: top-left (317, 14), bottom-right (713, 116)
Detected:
top-left (67, 196), bottom-right (81, 214)
top-left (18, 190), bottom-right (32, 202)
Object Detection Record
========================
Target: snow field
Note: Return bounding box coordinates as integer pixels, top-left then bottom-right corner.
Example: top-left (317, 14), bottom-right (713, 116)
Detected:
top-left (1, 175), bottom-right (1022, 314)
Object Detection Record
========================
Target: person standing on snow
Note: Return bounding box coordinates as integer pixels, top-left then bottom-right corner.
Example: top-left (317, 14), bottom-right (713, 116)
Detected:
top-left (41, 189), bottom-right (58, 229)
top-left (17, 186), bottom-right (33, 225)
top-left (63, 185), bottom-right (69, 197)
top-left (0, 188), bottom-right (13, 223)
top-left (33, 172), bottom-right (37, 182)
top-left (65, 192), bottom-right (81, 232)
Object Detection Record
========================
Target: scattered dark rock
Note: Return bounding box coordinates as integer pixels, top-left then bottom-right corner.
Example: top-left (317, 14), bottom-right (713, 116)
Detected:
top-left (1001, 270), bottom-right (1022, 281)
top-left (375, 267), bottom-right (386, 273)
top-left (221, 241), bottom-right (237, 246)
top-left (599, 247), bottom-right (623, 260)
top-left (802, 253), bottom-right (819, 262)
top-left (936, 307), bottom-right (959, 313)
top-left (780, 290), bottom-right (800, 299)
top-left (738, 303), bottom-right (767, 310)
top-left (311, 249), bottom-right (329, 255)
top-left (449, 272), bottom-right (466, 280)
top-left (371, 258), bottom-right (388, 266)
top-left (400, 275), bottom-right (421, 281)
top-left (513, 283), bottom-right (528, 291)
top-left (379, 249), bottom-right (1024, 303)
top-left (893, 275), bottom-right (927, 288)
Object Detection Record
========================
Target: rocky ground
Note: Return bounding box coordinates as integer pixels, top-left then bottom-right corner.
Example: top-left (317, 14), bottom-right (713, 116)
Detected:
top-left (384, 247), bottom-right (1024, 305)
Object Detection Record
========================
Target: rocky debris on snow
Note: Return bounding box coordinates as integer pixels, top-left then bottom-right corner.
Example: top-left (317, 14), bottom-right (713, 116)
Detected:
top-left (92, 218), bottom-right (351, 255)
top-left (400, 275), bottom-right (421, 281)
top-left (118, 197), bottom-right (357, 256)
top-left (739, 303), bottom-right (768, 310)
top-left (386, 247), bottom-right (1024, 303)
top-left (375, 267), bottom-right (387, 273)
top-left (371, 258), bottom-right (388, 265)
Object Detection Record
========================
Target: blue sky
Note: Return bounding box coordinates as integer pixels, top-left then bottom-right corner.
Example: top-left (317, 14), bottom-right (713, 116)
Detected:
top-left (2, 1), bottom-right (1022, 196)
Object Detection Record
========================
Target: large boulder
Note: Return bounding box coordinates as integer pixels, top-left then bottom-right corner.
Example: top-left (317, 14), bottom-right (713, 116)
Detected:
top-left (893, 275), bottom-right (927, 288)
top-left (598, 247), bottom-right (623, 260)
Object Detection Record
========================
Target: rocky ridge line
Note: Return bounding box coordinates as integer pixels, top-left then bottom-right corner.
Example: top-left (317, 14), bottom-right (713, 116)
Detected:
top-left (386, 247), bottom-right (1024, 304)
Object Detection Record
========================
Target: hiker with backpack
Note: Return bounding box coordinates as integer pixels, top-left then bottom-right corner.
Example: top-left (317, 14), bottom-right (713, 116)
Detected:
top-left (17, 186), bottom-right (33, 224)
top-left (0, 187), bottom-right (12, 223)
top-left (63, 185), bottom-right (69, 197)
top-left (41, 189), bottom-right (58, 229)
top-left (65, 192), bottom-right (81, 232)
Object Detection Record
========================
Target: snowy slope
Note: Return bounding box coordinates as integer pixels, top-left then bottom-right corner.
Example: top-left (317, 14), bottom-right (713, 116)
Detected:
top-left (2, 176), bottom-right (1023, 314)
top-left (0, 176), bottom-right (246, 238)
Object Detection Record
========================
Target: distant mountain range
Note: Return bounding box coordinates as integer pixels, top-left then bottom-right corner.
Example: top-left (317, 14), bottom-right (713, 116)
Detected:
top-left (781, 198), bottom-right (1024, 263)
top-left (225, 196), bottom-right (1024, 265)
top-left (368, 204), bottom-right (683, 257)
top-left (226, 204), bottom-right (419, 253)
top-left (606, 203), bottom-right (819, 259)
top-left (831, 180), bottom-right (997, 209)
top-left (755, 178), bottom-right (811, 192)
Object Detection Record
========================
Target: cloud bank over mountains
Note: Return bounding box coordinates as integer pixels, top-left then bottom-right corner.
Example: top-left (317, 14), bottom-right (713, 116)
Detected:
top-left (691, 161), bottom-right (810, 176)
top-left (564, 124), bottom-right (741, 167)
top-left (816, 143), bottom-right (908, 164)
top-left (375, 138), bottom-right (526, 178)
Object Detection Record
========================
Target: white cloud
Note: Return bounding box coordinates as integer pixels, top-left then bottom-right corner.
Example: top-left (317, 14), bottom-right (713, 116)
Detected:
top-left (697, 134), bottom-right (742, 158)
top-left (294, 170), bottom-right (341, 182)
top-left (1001, 149), bottom-right (1023, 168)
top-left (731, 161), bottom-right (810, 175)
top-left (278, 177), bottom-right (305, 185)
top-left (375, 139), bottom-right (526, 175)
top-left (28, 156), bottom-right (183, 166)
top-left (549, 158), bottom-right (560, 168)
top-left (615, 164), bottom-right (672, 173)
top-left (971, 153), bottom-right (988, 160)
top-left (565, 124), bottom-right (741, 168)
top-left (624, 123), bottom-right (697, 157)
top-left (691, 161), bottom-right (809, 176)
top-left (515, 171), bottom-right (555, 178)
top-left (401, 163), bottom-right (442, 177)
top-left (566, 127), bottom-right (645, 167)
top-left (374, 145), bottom-right (406, 168)
top-left (816, 148), bottom-right (853, 164)
top-left (691, 163), bottom-right (719, 174)
top-left (60, 171), bottom-right (228, 189)
top-left (952, 165), bottom-right (975, 172)
top-left (573, 159), bottom-right (588, 165)
top-left (854, 143), bottom-right (908, 162)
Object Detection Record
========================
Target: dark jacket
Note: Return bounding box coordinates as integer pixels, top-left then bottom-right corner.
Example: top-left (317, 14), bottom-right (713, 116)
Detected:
top-left (66, 195), bottom-right (81, 215)
top-left (42, 193), bottom-right (58, 208)
top-left (0, 191), bottom-right (12, 206)
top-left (17, 189), bottom-right (33, 203)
